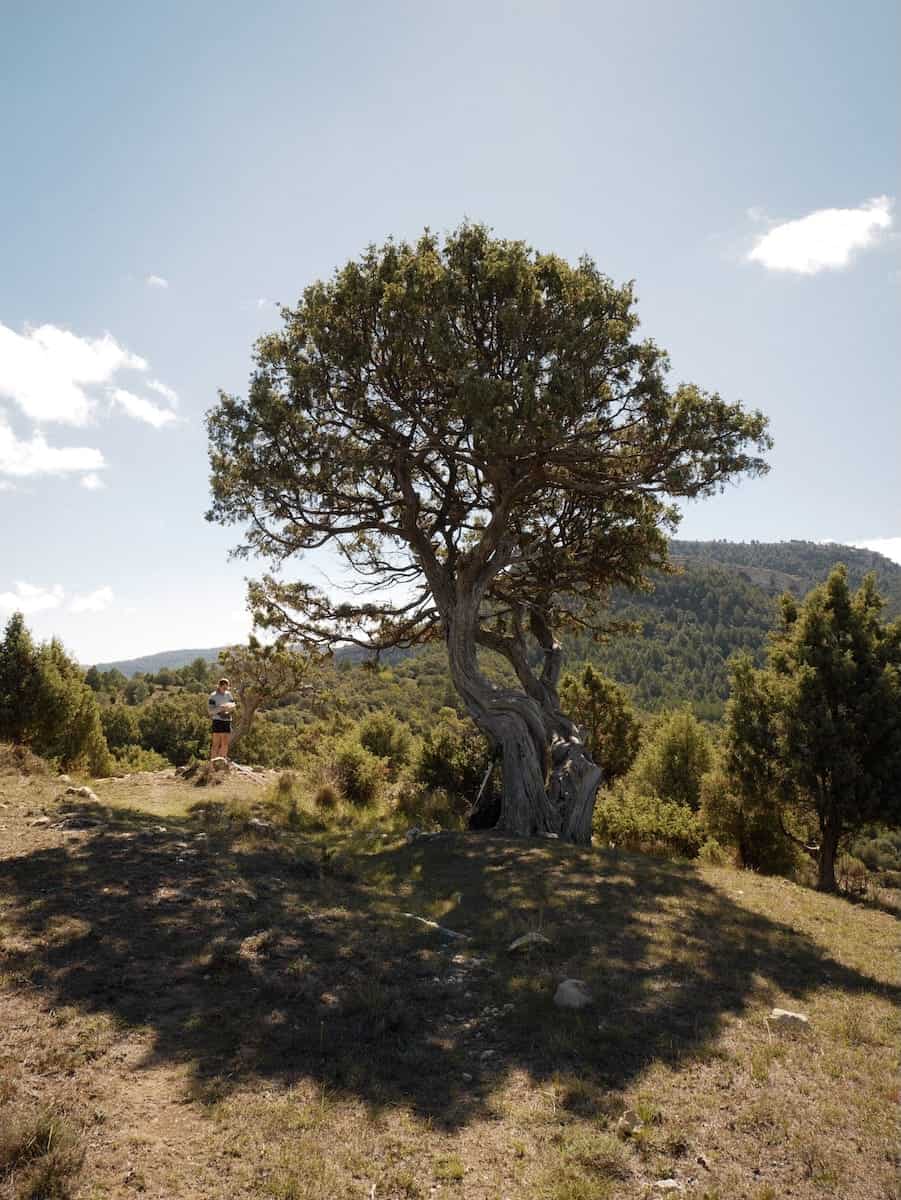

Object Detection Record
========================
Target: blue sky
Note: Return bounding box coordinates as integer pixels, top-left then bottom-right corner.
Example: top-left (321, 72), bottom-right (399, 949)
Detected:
top-left (1, 0), bottom-right (898, 662)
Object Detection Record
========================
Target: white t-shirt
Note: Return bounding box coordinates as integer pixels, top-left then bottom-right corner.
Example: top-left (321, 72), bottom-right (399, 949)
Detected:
top-left (208, 690), bottom-right (235, 722)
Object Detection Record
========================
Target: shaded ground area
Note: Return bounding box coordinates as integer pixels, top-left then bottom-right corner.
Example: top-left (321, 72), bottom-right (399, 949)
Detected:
top-left (1, 770), bottom-right (899, 1199)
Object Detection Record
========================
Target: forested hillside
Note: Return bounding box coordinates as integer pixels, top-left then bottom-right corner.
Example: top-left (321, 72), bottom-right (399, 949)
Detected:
top-left (94, 540), bottom-right (901, 719)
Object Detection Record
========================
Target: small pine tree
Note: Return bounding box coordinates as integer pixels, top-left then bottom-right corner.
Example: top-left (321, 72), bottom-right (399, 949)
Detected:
top-left (627, 708), bottom-right (713, 811)
top-left (559, 664), bottom-right (642, 784)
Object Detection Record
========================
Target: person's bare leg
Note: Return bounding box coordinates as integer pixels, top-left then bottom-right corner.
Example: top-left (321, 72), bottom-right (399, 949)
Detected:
top-left (210, 732), bottom-right (223, 760)
top-left (222, 733), bottom-right (231, 763)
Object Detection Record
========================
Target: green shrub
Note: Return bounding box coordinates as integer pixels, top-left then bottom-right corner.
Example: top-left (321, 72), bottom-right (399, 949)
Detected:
top-left (235, 716), bottom-right (300, 768)
top-left (700, 765), bottom-right (797, 875)
top-left (100, 705), bottom-right (140, 751)
top-left (594, 784), bottom-right (705, 857)
top-left (698, 836), bottom-right (731, 865)
top-left (414, 708), bottom-right (490, 801)
top-left (137, 693), bottom-right (209, 765)
top-left (357, 711), bottom-right (413, 773)
top-left (393, 779), bottom-right (466, 829)
top-left (111, 745), bottom-right (169, 773)
top-left (332, 736), bottom-right (385, 806)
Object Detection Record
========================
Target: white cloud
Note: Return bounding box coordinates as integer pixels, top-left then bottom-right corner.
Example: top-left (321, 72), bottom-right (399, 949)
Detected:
top-left (0, 322), bottom-right (146, 425)
top-left (847, 537), bottom-right (901, 566)
top-left (81, 472), bottom-right (106, 490)
top-left (146, 274), bottom-right (169, 289)
top-left (748, 196), bottom-right (893, 274)
top-left (70, 586), bottom-right (114, 614)
top-left (147, 378), bottom-right (179, 408)
top-left (0, 413), bottom-right (105, 478)
top-left (256, 297), bottom-right (273, 309)
top-left (0, 581), bottom-right (65, 614)
top-left (111, 388), bottom-right (178, 428)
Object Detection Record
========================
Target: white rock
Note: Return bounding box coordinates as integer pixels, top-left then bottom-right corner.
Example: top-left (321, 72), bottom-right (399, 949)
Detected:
top-left (57, 774), bottom-right (72, 784)
top-left (652, 1181), bottom-right (684, 1194)
top-left (554, 979), bottom-right (593, 1009)
top-left (30, 816), bottom-right (51, 827)
top-left (210, 756), bottom-right (230, 772)
top-left (508, 932), bottom-right (551, 952)
top-left (768, 1008), bottom-right (810, 1031)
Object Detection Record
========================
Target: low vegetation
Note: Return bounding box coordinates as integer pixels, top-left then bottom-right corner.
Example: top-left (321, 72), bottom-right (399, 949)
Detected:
top-left (0, 762), bottom-right (897, 1199)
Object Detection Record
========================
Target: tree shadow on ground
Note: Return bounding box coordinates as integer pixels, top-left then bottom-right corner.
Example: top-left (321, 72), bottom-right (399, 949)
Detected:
top-left (1, 808), bottom-right (896, 1131)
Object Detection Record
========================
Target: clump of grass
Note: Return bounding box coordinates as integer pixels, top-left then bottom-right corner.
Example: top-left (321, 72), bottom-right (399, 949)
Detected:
top-left (562, 1129), bottom-right (631, 1179)
top-left (433, 1154), bottom-right (465, 1182)
top-left (313, 782), bottom-right (338, 810)
top-left (0, 1107), bottom-right (83, 1199)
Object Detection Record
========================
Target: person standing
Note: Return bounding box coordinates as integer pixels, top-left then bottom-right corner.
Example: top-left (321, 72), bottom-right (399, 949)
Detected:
top-left (208, 677), bottom-right (236, 761)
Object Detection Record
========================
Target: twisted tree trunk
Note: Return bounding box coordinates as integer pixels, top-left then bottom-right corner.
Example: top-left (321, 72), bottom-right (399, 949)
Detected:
top-left (444, 595), bottom-right (601, 844)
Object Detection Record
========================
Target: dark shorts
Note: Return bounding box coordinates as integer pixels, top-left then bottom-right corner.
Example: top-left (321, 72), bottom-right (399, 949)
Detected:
top-left (211, 719), bottom-right (232, 734)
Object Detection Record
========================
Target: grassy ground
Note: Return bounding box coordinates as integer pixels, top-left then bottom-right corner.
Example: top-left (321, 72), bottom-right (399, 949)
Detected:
top-left (1, 763), bottom-right (898, 1200)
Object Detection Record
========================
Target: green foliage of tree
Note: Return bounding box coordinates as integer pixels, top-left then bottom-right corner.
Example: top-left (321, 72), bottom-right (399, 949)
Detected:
top-left (100, 705), bottom-right (140, 752)
top-left (699, 759), bottom-right (796, 874)
top-left (124, 677), bottom-right (149, 706)
top-left (357, 711), bottom-right (413, 775)
top-left (0, 614), bottom-right (111, 774)
top-left (559, 664), bottom-right (641, 784)
top-left (217, 638), bottom-right (319, 757)
top-left (235, 715), bottom-right (301, 768)
top-left (137, 694), bottom-right (209, 766)
top-left (724, 566), bottom-right (901, 891)
top-left (626, 708), bottom-right (713, 811)
top-left (207, 222), bottom-right (769, 842)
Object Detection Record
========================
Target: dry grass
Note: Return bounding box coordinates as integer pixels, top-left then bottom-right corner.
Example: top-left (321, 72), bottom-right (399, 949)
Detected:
top-left (0, 768), bottom-right (898, 1199)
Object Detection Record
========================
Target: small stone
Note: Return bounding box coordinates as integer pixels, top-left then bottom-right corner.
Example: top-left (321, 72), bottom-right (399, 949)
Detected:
top-left (247, 817), bottom-right (274, 832)
top-left (508, 932), bottom-right (552, 952)
top-left (57, 774), bottom-right (72, 784)
top-left (30, 816), bottom-right (51, 827)
top-left (652, 1181), bottom-right (684, 1194)
top-left (405, 826), bottom-right (422, 844)
top-left (768, 1008), bottom-right (810, 1031)
top-left (554, 979), bottom-right (593, 1010)
top-left (461, 1072), bottom-right (473, 1083)
top-left (615, 1109), bottom-right (642, 1139)
top-left (479, 1049), bottom-right (497, 1062)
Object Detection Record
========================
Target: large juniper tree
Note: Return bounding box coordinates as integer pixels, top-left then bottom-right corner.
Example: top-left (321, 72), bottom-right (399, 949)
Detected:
top-left (207, 224), bottom-right (769, 842)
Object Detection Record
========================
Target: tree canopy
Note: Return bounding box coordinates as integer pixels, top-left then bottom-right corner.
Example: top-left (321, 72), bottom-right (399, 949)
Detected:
top-left (724, 565), bottom-right (901, 890)
top-left (207, 223), bottom-right (770, 841)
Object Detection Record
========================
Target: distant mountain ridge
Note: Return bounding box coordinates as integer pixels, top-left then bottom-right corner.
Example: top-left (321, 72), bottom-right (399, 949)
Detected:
top-left (93, 646), bottom-right (228, 677)
top-left (92, 540), bottom-right (901, 685)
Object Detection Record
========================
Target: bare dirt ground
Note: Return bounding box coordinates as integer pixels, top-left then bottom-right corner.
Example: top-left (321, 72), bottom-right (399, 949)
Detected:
top-left (1, 765), bottom-right (899, 1200)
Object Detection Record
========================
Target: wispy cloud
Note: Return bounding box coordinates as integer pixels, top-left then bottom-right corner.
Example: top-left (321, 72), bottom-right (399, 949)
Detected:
top-left (0, 413), bottom-right (105, 479)
top-left (147, 378), bottom-right (179, 408)
top-left (748, 196), bottom-right (893, 274)
top-left (256, 297), bottom-right (274, 309)
top-left (0, 581), bottom-right (65, 614)
top-left (146, 274), bottom-right (169, 289)
top-left (70, 585), bottom-right (114, 613)
top-left (80, 472), bottom-right (106, 491)
top-left (111, 388), bottom-right (178, 428)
